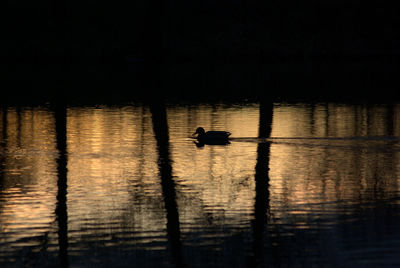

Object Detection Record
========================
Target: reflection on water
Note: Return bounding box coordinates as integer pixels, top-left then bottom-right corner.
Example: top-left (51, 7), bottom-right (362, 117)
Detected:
top-left (1, 102), bottom-right (400, 266)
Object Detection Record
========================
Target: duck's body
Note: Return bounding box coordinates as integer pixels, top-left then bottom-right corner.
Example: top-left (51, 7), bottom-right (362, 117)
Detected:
top-left (192, 127), bottom-right (231, 145)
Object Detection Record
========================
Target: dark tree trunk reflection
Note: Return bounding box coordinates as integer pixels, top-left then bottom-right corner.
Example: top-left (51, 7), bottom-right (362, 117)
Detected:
top-left (150, 101), bottom-right (183, 268)
top-left (249, 101), bottom-right (274, 267)
top-left (54, 102), bottom-right (69, 268)
top-left (0, 106), bottom-right (7, 190)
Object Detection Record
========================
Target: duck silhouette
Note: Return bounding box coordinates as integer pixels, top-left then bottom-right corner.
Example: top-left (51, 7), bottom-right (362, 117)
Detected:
top-left (192, 127), bottom-right (231, 146)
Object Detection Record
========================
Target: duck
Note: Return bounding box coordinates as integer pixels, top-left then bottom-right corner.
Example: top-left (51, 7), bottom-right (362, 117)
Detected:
top-left (192, 127), bottom-right (231, 145)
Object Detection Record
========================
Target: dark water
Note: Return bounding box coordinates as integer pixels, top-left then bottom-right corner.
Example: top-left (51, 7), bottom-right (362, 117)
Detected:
top-left (1, 102), bottom-right (400, 267)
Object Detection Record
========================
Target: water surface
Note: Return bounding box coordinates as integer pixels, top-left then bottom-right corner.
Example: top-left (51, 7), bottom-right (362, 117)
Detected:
top-left (1, 102), bottom-right (400, 267)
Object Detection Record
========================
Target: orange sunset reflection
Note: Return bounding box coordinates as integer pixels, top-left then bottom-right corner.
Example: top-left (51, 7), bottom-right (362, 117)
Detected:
top-left (167, 104), bottom-right (260, 227)
top-left (2, 102), bottom-right (400, 263)
top-left (269, 103), bottom-right (400, 224)
top-left (0, 107), bottom-right (58, 251)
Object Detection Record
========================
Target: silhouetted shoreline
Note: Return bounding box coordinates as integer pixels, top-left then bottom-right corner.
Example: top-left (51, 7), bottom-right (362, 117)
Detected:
top-left (3, 1), bottom-right (399, 104)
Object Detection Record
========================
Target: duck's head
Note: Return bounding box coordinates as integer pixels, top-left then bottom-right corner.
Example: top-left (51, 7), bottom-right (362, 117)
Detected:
top-left (193, 127), bottom-right (206, 137)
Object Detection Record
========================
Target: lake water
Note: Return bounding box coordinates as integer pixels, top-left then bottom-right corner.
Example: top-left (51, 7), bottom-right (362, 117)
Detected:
top-left (1, 102), bottom-right (400, 267)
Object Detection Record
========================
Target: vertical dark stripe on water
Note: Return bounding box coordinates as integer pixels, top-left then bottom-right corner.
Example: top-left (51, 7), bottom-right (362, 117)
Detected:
top-left (16, 107), bottom-right (21, 147)
top-left (54, 103), bottom-right (69, 268)
top-left (258, 101), bottom-right (273, 139)
top-left (150, 102), bottom-right (183, 268)
top-left (386, 104), bottom-right (394, 136)
top-left (248, 101), bottom-right (274, 267)
top-left (0, 106), bottom-right (7, 191)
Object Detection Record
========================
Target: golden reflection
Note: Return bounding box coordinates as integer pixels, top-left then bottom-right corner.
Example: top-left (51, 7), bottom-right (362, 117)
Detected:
top-left (0, 107), bottom-right (58, 248)
top-left (168, 104), bottom-right (260, 226)
top-left (2, 102), bottom-right (400, 261)
top-left (66, 106), bottom-right (166, 243)
top-left (269, 103), bottom-right (400, 225)
top-left (65, 104), bottom-right (262, 237)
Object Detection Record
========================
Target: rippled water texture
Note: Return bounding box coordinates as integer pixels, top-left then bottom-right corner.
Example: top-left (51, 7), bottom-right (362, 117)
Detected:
top-left (1, 102), bottom-right (400, 267)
